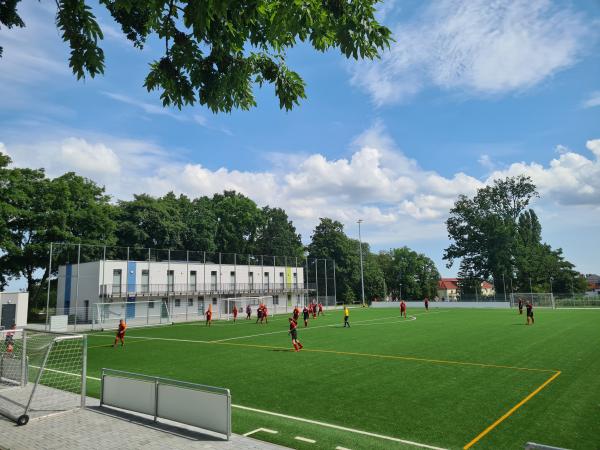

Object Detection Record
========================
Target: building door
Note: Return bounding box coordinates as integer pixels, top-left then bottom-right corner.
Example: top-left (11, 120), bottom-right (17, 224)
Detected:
top-left (84, 300), bottom-right (89, 323)
top-left (1, 304), bottom-right (17, 329)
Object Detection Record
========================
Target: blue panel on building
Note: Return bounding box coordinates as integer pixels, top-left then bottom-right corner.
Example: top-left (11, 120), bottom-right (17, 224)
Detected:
top-left (64, 264), bottom-right (72, 311)
top-left (126, 296), bottom-right (136, 319)
top-left (126, 261), bottom-right (136, 319)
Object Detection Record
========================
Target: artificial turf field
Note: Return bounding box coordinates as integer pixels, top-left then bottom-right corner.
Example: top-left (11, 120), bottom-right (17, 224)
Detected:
top-left (84, 307), bottom-right (600, 450)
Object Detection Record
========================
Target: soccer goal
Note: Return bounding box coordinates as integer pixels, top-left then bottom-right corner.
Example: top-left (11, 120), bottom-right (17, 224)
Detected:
top-left (510, 293), bottom-right (555, 308)
top-left (0, 329), bottom-right (86, 425)
top-left (94, 299), bottom-right (172, 329)
top-left (222, 296), bottom-right (272, 320)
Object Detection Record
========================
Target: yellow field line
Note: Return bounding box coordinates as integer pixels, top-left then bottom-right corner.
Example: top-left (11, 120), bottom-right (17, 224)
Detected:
top-left (462, 370), bottom-right (562, 449)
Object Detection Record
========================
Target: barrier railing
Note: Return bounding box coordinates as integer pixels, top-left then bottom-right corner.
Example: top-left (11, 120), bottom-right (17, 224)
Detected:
top-left (100, 368), bottom-right (231, 440)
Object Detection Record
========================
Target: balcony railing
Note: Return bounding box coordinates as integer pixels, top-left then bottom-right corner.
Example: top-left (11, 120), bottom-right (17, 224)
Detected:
top-left (101, 282), bottom-right (314, 298)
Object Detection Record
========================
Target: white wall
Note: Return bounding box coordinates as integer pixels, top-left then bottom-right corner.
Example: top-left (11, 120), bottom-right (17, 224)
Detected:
top-left (371, 301), bottom-right (510, 309)
top-left (0, 292), bottom-right (29, 327)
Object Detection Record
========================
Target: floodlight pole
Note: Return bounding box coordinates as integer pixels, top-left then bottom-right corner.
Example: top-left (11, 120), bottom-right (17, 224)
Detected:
top-left (502, 274), bottom-right (507, 303)
top-left (358, 219), bottom-right (365, 306)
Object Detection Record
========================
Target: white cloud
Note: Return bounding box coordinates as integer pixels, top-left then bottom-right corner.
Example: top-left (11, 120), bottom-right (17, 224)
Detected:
top-left (2, 128), bottom-right (599, 273)
top-left (351, 0), bottom-right (592, 104)
top-left (582, 91), bottom-right (600, 108)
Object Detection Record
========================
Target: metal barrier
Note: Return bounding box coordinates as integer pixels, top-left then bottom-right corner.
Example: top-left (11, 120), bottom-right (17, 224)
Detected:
top-left (100, 368), bottom-right (231, 440)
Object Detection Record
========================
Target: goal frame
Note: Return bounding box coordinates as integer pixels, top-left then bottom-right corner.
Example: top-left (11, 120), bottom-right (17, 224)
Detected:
top-left (222, 296), bottom-right (272, 321)
top-left (94, 299), bottom-right (172, 330)
top-left (510, 292), bottom-right (555, 309)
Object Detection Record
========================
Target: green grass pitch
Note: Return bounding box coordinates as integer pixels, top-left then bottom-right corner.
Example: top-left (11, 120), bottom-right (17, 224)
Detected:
top-left (84, 307), bottom-right (600, 450)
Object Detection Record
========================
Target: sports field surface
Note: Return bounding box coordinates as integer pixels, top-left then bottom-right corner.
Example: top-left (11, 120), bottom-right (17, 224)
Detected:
top-left (84, 307), bottom-right (600, 450)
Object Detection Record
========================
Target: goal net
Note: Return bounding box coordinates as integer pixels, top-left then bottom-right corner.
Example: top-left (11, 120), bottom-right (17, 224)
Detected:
top-left (510, 293), bottom-right (555, 308)
top-left (94, 300), bottom-right (172, 329)
top-left (222, 296), bottom-right (272, 320)
top-left (0, 329), bottom-right (85, 425)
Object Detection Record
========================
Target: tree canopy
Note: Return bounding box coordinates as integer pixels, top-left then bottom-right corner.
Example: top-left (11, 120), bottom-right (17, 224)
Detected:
top-left (1, 0), bottom-right (392, 112)
top-left (444, 176), bottom-right (585, 294)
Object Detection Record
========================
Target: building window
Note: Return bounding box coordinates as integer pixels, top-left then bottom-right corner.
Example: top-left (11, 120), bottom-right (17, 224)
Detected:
top-left (141, 270), bottom-right (149, 293)
top-left (212, 297), bottom-right (218, 305)
top-left (230, 271), bottom-right (236, 285)
top-left (210, 271), bottom-right (217, 290)
top-left (167, 270), bottom-right (174, 292)
top-left (264, 272), bottom-right (270, 288)
top-left (112, 269), bottom-right (122, 295)
top-left (273, 295), bottom-right (279, 305)
top-left (188, 298), bottom-right (194, 306)
top-left (148, 301), bottom-right (154, 309)
top-left (189, 271), bottom-right (197, 291)
top-left (249, 272), bottom-right (254, 289)
top-left (279, 272), bottom-right (284, 288)
top-left (175, 298), bottom-right (181, 307)
top-left (293, 272), bottom-right (298, 287)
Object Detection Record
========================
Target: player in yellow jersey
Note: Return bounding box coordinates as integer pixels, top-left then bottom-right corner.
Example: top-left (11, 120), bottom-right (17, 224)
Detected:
top-left (343, 306), bottom-right (350, 327)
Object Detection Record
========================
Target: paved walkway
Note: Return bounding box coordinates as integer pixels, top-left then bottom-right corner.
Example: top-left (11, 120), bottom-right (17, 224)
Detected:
top-left (0, 398), bottom-right (289, 450)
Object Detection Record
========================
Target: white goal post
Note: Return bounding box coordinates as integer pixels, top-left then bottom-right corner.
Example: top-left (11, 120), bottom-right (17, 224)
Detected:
top-left (510, 293), bottom-right (555, 309)
top-left (0, 329), bottom-right (86, 425)
top-left (222, 296), bottom-right (274, 320)
top-left (94, 300), bottom-right (172, 329)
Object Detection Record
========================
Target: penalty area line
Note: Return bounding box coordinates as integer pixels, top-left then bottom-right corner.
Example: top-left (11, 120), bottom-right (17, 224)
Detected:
top-left (462, 370), bottom-right (562, 449)
top-left (233, 404), bottom-right (447, 450)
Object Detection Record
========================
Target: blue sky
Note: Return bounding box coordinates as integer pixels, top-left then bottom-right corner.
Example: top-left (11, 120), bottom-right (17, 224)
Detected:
top-left (1, 0), bottom-right (599, 278)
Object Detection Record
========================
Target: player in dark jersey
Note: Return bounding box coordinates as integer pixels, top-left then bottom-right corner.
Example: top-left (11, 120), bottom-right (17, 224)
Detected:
top-left (256, 305), bottom-right (263, 324)
top-left (526, 302), bottom-right (534, 325)
top-left (400, 300), bottom-right (407, 318)
top-left (424, 298), bottom-right (429, 311)
top-left (246, 304), bottom-right (252, 320)
top-left (312, 302), bottom-right (317, 319)
top-left (288, 317), bottom-right (303, 352)
top-left (302, 306), bottom-right (310, 327)
top-left (114, 319), bottom-right (127, 347)
top-left (518, 299), bottom-right (523, 315)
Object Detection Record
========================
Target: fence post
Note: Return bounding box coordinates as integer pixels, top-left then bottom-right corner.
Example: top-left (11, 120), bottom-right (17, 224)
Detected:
top-left (46, 242), bottom-right (53, 330)
top-left (154, 378), bottom-right (159, 422)
top-left (21, 329), bottom-right (27, 387)
top-left (74, 243), bottom-right (81, 332)
top-left (81, 335), bottom-right (87, 408)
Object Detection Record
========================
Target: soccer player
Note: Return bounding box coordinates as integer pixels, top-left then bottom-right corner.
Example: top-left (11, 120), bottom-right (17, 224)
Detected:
top-left (343, 306), bottom-right (350, 327)
top-left (293, 306), bottom-right (300, 322)
top-left (518, 299), bottom-right (523, 315)
top-left (263, 305), bottom-right (269, 324)
top-left (232, 305), bottom-right (238, 322)
top-left (400, 300), bottom-right (407, 318)
top-left (288, 317), bottom-right (303, 352)
top-left (424, 297), bottom-right (429, 311)
top-left (114, 319), bottom-right (127, 347)
top-left (256, 305), bottom-right (263, 324)
top-left (4, 323), bottom-right (16, 348)
top-left (302, 306), bottom-right (309, 327)
top-left (312, 302), bottom-right (317, 319)
top-left (318, 303), bottom-right (324, 316)
top-left (526, 302), bottom-right (534, 325)
top-left (205, 306), bottom-right (212, 327)
top-left (246, 304), bottom-right (252, 320)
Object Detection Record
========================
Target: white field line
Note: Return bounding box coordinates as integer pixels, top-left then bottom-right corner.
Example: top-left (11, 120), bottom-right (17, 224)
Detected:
top-left (295, 436), bottom-right (316, 443)
top-left (40, 368), bottom-right (447, 450)
top-left (336, 446), bottom-right (352, 450)
top-left (212, 312), bottom-right (441, 343)
top-left (233, 404), bottom-right (447, 450)
top-left (243, 427), bottom-right (278, 436)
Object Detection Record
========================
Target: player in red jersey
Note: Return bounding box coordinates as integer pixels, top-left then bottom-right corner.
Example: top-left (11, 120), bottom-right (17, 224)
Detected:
top-left (293, 306), bottom-right (300, 322)
top-left (318, 303), bottom-right (323, 316)
top-left (424, 297), bottom-right (429, 311)
top-left (205, 306), bottom-right (212, 327)
top-left (288, 317), bottom-right (303, 352)
top-left (400, 300), bottom-right (407, 318)
top-left (263, 305), bottom-right (269, 324)
top-left (114, 319), bottom-right (127, 347)
top-left (526, 302), bottom-right (534, 325)
top-left (312, 302), bottom-right (317, 319)
top-left (232, 305), bottom-right (238, 322)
